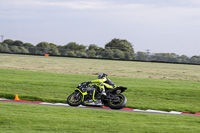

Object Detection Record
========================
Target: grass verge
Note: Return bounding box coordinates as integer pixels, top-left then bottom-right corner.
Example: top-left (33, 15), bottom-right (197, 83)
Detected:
top-left (0, 102), bottom-right (200, 133)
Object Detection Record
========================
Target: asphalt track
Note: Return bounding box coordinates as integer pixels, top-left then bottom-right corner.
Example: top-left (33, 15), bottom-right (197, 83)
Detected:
top-left (1, 98), bottom-right (200, 117)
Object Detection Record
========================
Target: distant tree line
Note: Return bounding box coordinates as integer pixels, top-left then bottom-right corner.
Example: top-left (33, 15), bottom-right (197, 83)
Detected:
top-left (136, 52), bottom-right (200, 64)
top-left (0, 38), bottom-right (135, 60)
top-left (0, 38), bottom-right (200, 64)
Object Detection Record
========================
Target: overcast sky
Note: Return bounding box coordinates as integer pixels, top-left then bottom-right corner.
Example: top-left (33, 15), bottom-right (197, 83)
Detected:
top-left (0, 0), bottom-right (200, 56)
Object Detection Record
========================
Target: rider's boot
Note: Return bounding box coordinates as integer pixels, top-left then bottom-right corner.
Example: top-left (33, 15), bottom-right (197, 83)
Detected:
top-left (101, 88), bottom-right (107, 96)
top-left (99, 82), bottom-right (107, 96)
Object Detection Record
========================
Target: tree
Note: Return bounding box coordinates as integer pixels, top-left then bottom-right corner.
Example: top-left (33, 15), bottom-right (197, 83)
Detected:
top-left (49, 43), bottom-right (60, 55)
top-left (169, 53), bottom-right (179, 62)
top-left (20, 47), bottom-right (29, 54)
top-left (23, 43), bottom-right (34, 47)
top-left (179, 55), bottom-right (189, 63)
top-left (88, 44), bottom-right (98, 50)
top-left (13, 40), bottom-right (23, 46)
top-left (190, 56), bottom-right (200, 64)
top-left (64, 42), bottom-right (86, 50)
top-left (49, 43), bottom-right (57, 48)
top-left (87, 49), bottom-right (96, 57)
top-left (36, 42), bottom-right (50, 48)
top-left (57, 45), bottom-right (63, 49)
top-left (76, 51), bottom-right (87, 57)
top-left (0, 43), bottom-right (10, 53)
top-left (10, 46), bottom-right (21, 53)
top-left (105, 38), bottom-right (134, 53)
top-left (51, 48), bottom-right (60, 55)
top-left (65, 50), bottom-right (76, 56)
top-left (124, 52), bottom-right (134, 60)
top-left (36, 42), bottom-right (50, 54)
top-left (136, 52), bottom-right (147, 60)
top-left (113, 49), bottom-right (125, 59)
top-left (21, 43), bottom-right (33, 54)
top-left (151, 53), bottom-right (180, 62)
top-left (105, 38), bottom-right (135, 59)
top-left (36, 42), bottom-right (60, 55)
top-left (88, 44), bottom-right (103, 51)
top-left (88, 44), bottom-right (104, 58)
top-left (57, 45), bottom-right (65, 55)
top-left (3, 39), bottom-right (14, 46)
top-left (101, 49), bottom-right (114, 59)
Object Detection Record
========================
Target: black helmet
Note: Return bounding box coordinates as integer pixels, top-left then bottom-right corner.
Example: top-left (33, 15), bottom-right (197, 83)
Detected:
top-left (98, 73), bottom-right (107, 79)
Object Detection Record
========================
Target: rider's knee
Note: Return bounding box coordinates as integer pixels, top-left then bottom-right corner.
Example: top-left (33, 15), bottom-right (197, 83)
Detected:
top-left (99, 82), bottom-right (103, 86)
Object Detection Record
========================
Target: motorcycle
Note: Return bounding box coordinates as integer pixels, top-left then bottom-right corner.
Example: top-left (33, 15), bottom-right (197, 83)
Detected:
top-left (67, 82), bottom-right (127, 109)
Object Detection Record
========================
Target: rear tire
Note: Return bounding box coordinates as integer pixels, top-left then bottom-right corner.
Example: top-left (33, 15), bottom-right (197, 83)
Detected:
top-left (67, 93), bottom-right (83, 106)
top-left (107, 94), bottom-right (127, 109)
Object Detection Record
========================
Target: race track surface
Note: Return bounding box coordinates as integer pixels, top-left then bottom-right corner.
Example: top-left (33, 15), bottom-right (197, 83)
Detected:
top-left (1, 98), bottom-right (200, 117)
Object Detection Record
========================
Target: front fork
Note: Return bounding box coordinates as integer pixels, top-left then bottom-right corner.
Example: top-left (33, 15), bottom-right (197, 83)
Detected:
top-left (75, 88), bottom-right (98, 104)
top-left (74, 92), bottom-right (81, 99)
top-left (75, 89), bottom-right (87, 102)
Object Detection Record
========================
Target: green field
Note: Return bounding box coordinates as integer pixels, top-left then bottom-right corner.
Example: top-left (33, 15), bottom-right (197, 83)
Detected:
top-left (0, 54), bottom-right (200, 81)
top-left (0, 102), bottom-right (200, 133)
top-left (0, 69), bottom-right (200, 113)
top-left (0, 54), bottom-right (200, 132)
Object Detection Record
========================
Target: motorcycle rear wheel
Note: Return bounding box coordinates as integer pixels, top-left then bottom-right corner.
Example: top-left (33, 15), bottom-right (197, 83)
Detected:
top-left (67, 93), bottom-right (83, 106)
top-left (107, 94), bottom-right (127, 109)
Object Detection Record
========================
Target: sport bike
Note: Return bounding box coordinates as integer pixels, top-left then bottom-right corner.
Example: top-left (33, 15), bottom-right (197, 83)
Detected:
top-left (67, 82), bottom-right (127, 109)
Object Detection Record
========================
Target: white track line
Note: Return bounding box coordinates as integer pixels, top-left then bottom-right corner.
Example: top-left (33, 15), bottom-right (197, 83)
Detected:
top-left (39, 102), bottom-right (53, 105)
top-left (169, 111), bottom-right (182, 114)
top-left (146, 109), bottom-right (169, 114)
top-left (0, 99), bottom-right (199, 116)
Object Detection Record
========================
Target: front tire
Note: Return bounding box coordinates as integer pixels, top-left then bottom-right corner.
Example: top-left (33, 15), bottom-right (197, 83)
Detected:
top-left (67, 93), bottom-right (83, 106)
top-left (107, 94), bottom-right (127, 109)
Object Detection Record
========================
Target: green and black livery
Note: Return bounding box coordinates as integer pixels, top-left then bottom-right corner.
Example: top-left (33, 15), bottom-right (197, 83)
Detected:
top-left (67, 81), bottom-right (127, 109)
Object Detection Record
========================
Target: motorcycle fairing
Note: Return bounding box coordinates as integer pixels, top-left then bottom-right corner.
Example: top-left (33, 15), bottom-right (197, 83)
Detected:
top-left (75, 89), bottom-right (87, 102)
top-left (75, 88), bottom-right (98, 104)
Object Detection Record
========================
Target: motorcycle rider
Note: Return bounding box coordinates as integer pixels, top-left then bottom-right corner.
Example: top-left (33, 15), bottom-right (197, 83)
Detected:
top-left (86, 73), bottom-right (116, 96)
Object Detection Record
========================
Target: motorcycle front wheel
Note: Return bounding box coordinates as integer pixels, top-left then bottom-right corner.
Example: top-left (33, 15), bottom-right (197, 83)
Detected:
top-left (107, 94), bottom-right (127, 109)
top-left (67, 92), bottom-right (83, 106)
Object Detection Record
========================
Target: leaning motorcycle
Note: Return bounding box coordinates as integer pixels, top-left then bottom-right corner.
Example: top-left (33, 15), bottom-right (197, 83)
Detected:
top-left (67, 82), bottom-right (127, 109)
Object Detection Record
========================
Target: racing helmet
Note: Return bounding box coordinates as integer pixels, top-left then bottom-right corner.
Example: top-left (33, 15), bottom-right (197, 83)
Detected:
top-left (98, 73), bottom-right (107, 79)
